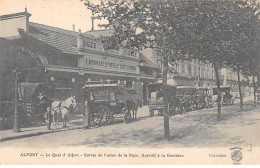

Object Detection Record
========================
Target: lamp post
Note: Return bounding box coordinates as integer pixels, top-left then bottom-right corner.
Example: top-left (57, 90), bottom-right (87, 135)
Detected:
top-left (12, 68), bottom-right (21, 133)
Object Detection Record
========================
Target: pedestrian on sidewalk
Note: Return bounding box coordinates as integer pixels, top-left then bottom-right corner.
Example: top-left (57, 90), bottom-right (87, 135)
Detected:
top-left (46, 107), bottom-right (52, 130)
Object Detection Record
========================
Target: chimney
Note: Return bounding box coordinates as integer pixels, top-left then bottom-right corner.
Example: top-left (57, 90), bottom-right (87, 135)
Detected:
top-left (0, 8), bottom-right (31, 38)
top-left (77, 29), bottom-right (83, 49)
top-left (72, 24), bottom-right (75, 32)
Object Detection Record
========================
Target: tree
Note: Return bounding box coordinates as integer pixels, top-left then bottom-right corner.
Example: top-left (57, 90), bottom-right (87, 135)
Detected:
top-left (224, 0), bottom-right (260, 110)
top-left (83, 0), bottom-right (200, 138)
top-left (82, 0), bottom-right (260, 131)
top-left (178, 1), bottom-right (238, 119)
top-left (180, 0), bottom-right (260, 115)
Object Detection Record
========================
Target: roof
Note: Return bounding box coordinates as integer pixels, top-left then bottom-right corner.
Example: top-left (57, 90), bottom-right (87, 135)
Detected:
top-left (25, 22), bottom-right (79, 55)
top-left (23, 22), bottom-right (158, 68)
top-left (83, 29), bottom-right (114, 39)
top-left (0, 11), bottom-right (31, 20)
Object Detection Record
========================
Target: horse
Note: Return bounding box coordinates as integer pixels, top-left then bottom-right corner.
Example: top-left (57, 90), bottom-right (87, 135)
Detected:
top-left (125, 99), bottom-right (141, 120)
top-left (51, 96), bottom-right (76, 127)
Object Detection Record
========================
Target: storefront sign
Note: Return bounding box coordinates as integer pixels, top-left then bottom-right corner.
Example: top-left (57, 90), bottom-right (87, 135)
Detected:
top-left (3, 45), bottom-right (44, 69)
top-left (83, 40), bottom-right (97, 49)
top-left (92, 90), bottom-right (109, 101)
top-left (123, 49), bottom-right (137, 58)
top-left (86, 58), bottom-right (137, 72)
top-left (80, 37), bottom-right (139, 59)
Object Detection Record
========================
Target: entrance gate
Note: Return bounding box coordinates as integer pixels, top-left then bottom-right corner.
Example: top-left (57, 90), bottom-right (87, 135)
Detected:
top-left (0, 43), bottom-right (46, 130)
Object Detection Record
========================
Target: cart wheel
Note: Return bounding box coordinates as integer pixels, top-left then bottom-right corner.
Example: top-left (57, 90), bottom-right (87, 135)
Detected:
top-left (102, 106), bottom-right (113, 126)
top-left (124, 111), bottom-right (131, 124)
top-left (91, 105), bottom-right (112, 126)
top-left (91, 113), bottom-right (103, 126)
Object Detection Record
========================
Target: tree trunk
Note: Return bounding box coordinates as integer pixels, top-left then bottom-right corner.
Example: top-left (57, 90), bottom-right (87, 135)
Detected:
top-left (0, 59), bottom-right (3, 130)
top-left (252, 75), bottom-right (257, 107)
top-left (163, 56), bottom-right (170, 139)
top-left (213, 63), bottom-right (221, 120)
top-left (237, 69), bottom-right (243, 111)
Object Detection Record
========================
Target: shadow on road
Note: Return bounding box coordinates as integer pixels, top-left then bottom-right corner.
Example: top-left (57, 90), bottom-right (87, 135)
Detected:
top-left (68, 101), bottom-right (259, 148)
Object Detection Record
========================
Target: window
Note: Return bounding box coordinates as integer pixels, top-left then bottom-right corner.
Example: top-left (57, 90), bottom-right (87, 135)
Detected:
top-left (182, 64), bottom-right (185, 74)
top-left (89, 60), bottom-right (98, 65)
top-left (126, 81), bottom-right (132, 88)
top-left (175, 63), bottom-right (179, 73)
top-left (188, 65), bottom-right (192, 76)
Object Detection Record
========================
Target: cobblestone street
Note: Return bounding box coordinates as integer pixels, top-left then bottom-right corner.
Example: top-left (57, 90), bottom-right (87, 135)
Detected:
top-left (1, 96), bottom-right (259, 148)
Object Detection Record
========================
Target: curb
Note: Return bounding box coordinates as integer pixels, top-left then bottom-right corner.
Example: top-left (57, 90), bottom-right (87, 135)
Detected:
top-left (0, 126), bottom-right (83, 142)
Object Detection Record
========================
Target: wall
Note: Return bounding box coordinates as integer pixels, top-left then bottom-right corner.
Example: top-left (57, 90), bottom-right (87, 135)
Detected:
top-left (0, 14), bottom-right (29, 38)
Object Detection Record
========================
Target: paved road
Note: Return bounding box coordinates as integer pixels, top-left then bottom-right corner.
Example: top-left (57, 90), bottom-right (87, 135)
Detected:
top-left (0, 99), bottom-right (259, 148)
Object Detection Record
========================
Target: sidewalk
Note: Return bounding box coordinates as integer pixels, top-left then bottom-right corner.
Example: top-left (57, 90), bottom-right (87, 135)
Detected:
top-left (0, 113), bottom-right (84, 142)
top-left (0, 106), bottom-right (150, 142)
top-left (0, 96), bottom-right (256, 143)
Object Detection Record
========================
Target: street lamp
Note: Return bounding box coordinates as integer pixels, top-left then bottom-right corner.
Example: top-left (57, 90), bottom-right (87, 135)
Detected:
top-left (12, 68), bottom-right (21, 133)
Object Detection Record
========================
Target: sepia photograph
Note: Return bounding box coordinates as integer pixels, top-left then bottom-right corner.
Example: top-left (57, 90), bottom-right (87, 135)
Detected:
top-left (0, 0), bottom-right (260, 165)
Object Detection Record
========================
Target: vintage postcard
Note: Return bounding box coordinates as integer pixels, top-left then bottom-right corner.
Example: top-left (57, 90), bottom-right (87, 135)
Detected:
top-left (0, 0), bottom-right (260, 165)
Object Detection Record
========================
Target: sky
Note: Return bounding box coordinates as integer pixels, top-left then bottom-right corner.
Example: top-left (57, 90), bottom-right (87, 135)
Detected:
top-left (0, 0), bottom-right (104, 32)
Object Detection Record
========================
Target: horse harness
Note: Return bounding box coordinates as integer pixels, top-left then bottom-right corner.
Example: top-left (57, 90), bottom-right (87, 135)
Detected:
top-left (53, 101), bottom-right (71, 114)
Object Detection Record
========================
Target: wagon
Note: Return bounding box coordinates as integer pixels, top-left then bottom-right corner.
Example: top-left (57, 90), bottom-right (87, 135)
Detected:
top-left (176, 86), bottom-right (197, 112)
top-left (195, 87), bottom-right (210, 109)
top-left (146, 83), bottom-right (177, 116)
top-left (212, 86), bottom-right (234, 105)
top-left (82, 81), bottom-right (140, 126)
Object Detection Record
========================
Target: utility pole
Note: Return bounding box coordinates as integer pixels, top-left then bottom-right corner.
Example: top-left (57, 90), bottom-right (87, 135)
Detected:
top-left (12, 68), bottom-right (21, 133)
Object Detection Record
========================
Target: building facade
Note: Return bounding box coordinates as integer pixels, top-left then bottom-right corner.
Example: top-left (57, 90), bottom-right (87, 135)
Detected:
top-left (149, 48), bottom-right (250, 94)
top-left (0, 10), bottom-right (158, 106)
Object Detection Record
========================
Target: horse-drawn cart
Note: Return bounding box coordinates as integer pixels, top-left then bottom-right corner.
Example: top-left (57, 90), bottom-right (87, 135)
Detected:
top-left (195, 87), bottom-right (210, 109)
top-left (146, 83), bottom-right (177, 116)
top-left (176, 86), bottom-right (197, 112)
top-left (82, 82), bottom-right (140, 127)
top-left (212, 86), bottom-right (235, 105)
